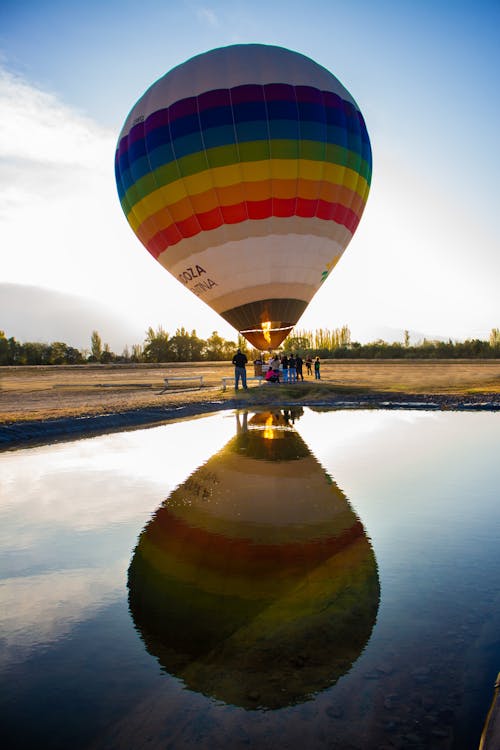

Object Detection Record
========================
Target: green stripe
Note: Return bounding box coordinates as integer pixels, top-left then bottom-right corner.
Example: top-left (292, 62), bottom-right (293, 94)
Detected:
top-left (121, 140), bottom-right (372, 213)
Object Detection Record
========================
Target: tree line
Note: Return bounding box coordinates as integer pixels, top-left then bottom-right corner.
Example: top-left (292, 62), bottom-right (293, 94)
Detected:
top-left (0, 326), bottom-right (499, 365)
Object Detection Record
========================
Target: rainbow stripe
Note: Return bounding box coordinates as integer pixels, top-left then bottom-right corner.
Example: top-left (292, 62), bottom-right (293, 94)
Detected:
top-left (115, 83), bottom-right (371, 260)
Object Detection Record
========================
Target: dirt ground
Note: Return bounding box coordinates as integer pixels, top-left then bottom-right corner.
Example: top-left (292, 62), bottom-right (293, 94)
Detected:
top-left (1, 359), bottom-right (499, 424)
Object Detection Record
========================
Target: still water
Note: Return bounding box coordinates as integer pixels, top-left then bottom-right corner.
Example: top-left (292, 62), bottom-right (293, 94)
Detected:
top-left (1, 408), bottom-right (499, 750)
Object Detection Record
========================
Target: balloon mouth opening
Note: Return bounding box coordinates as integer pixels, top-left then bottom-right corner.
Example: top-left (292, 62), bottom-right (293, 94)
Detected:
top-left (240, 323), bottom-right (293, 350)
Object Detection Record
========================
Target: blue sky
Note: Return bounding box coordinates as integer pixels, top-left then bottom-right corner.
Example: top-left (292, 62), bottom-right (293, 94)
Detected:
top-left (1, 0), bottom-right (499, 348)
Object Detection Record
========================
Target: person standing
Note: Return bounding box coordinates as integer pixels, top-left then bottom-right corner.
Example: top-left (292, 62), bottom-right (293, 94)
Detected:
top-left (295, 354), bottom-right (304, 381)
top-left (305, 356), bottom-right (313, 376)
top-left (288, 353), bottom-right (297, 383)
top-left (232, 348), bottom-right (248, 389)
top-left (281, 354), bottom-right (289, 383)
top-left (270, 353), bottom-right (281, 374)
top-left (314, 356), bottom-right (321, 380)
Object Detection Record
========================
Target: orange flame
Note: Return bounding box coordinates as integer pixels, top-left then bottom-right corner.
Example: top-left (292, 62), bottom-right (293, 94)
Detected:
top-left (261, 321), bottom-right (272, 345)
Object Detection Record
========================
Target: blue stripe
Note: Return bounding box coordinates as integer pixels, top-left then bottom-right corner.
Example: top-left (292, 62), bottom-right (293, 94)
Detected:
top-left (117, 102), bottom-right (369, 180)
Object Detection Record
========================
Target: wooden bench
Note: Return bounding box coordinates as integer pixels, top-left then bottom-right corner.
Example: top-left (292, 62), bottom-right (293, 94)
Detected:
top-left (221, 376), bottom-right (264, 391)
top-left (160, 375), bottom-right (204, 393)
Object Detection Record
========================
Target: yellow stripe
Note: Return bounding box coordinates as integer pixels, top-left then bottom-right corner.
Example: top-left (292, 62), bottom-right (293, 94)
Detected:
top-left (128, 159), bottom-right (369, 232)
top-left (136, 178), bottom-right (366, 245)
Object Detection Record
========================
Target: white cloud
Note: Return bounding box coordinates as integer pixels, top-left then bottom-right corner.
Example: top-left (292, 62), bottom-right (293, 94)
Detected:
top-left (0, 66), bottom-right (235, 345)
top-left (0, 68), bottom-right (110, 168)
top-left (196, 6), bottom-right (220, 28)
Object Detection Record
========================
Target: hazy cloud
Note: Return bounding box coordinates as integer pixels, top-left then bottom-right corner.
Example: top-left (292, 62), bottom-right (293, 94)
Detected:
top-left (0, 68), bottom-right (111, 168)
top-left (196, 6), bottom-right (220, 27)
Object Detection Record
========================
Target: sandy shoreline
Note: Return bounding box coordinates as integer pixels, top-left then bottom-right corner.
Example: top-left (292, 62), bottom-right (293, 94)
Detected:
top-left (1, 389), bottom-right (499, 451)
top-left (1, 360), bottom-right (499, 449)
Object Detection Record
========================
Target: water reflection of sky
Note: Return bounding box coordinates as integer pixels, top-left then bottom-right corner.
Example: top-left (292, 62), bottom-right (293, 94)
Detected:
top-left (0, 416), bottom-right (235, 668)
top-left (1, 409), bottom-right (499, 750)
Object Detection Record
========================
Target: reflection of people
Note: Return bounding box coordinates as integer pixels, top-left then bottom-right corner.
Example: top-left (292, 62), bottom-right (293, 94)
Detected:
top-left (235, 411), bottom-right (248, 434)
top-left (305, 356), bottom-right (313, 376)
top-left (232, 349), bottom-right (248, 389)
top-left (314, 357), bottom-right (321, 380)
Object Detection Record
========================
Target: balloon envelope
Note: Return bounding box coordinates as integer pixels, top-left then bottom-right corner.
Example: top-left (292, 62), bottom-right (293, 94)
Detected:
top-left (115, 45), bottom-right (372, 348)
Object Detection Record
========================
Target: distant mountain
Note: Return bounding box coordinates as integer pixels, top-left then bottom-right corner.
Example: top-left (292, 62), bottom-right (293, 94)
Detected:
top-left (0, 284), bottom-right (145, 351)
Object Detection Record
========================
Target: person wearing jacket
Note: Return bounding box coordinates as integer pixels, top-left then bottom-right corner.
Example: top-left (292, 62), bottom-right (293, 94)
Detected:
top-left (232, 349), bottom-right (248, 389)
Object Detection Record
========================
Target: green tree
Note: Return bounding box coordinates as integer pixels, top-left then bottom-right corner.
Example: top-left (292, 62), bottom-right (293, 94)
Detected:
top-left (167, 327), bottom-right (204, 361)
top-left (50, 342), bottom-right (70, 364)
top-left (282, 334), bottom-right (311, 354)
top-left (100, 343), bottom-right (114, 364)
top-left (130, 343), bottom-right (144, 362)
top-left (0, 330), bottom-right (10, 365)
top-left (90, 330), bottom-right (103, 361)
top-left (6, 336), bottom-right (22, 364)
top-left (237, 334), bottom-right (249, 356)
top-left (143, 326), bottom-right (171, 362)
top-left (489, 328), bottom-right (500, 348)
top-left (204, 331), bottom-right (227, 360)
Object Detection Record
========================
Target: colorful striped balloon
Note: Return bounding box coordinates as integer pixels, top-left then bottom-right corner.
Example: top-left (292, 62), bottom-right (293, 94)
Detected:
top-left (115, 45), bottom-right (372, 349)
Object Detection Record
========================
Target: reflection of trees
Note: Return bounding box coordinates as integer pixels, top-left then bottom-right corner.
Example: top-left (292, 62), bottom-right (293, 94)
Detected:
top-left (128, 411), bottom-right (379, 710)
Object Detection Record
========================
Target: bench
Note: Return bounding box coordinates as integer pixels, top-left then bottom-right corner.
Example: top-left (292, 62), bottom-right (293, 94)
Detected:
top-left (221, 376), bottom-right (264, 391)
top-left (160, 375), bottom-right (204, 393)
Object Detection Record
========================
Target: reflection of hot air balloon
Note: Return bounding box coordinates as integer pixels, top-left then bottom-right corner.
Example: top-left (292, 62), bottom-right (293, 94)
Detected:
top-left (115, 45), bottom-right (372, 349)
top-left (128, 411), bottom-right (379, 709)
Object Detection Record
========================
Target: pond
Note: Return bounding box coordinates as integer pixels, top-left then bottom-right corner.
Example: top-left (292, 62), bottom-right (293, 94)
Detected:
top-left (1, 408), bottom-right (499, 750)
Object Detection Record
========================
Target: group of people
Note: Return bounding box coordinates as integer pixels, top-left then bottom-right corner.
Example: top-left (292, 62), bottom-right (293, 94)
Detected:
top-left (265, 353), bottom-right (303, 383)
top-left (232, 349), bottom-right (321, 389)
top-left (265, 353), bottom-right (321, 382)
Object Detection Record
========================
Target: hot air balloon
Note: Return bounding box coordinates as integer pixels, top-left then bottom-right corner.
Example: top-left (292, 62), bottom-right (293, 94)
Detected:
top-left (128, 410), bottom-right (379, 709)
top-left (115, 45), bottom-right (372, 349)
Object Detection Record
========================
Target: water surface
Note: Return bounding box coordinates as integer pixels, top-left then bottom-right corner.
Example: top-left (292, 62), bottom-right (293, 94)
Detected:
top-left (1, 408), bottom-right (499, 749)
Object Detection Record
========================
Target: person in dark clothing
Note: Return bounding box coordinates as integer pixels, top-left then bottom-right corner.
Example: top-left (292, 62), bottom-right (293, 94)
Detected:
top-left (314, 357), bottom-right (321, 380)
top-left (305, 356), bottom-right (313, 376)
top-left (232, 349), bottom-right (248, 389)
top-left (281, 354), bottom-right (289, 383)
top-left (295, 354), bottom-right (304, 381)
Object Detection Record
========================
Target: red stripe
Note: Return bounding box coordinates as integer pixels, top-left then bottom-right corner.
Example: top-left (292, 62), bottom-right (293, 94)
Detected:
top-left (145, 199), bottom-right (360, 258)
top-left (296, 197), bottom-right (318, 218)
top-left (274, 197), bottom-right (296, 217)
top-left (222, 203), bottom-right (248, 223)
top-left (144, 507), bottom-right (365, 574)
top-left (247, 198), bottom-right (273, 220)
top-left (196, 207), bottom-right (223, 232)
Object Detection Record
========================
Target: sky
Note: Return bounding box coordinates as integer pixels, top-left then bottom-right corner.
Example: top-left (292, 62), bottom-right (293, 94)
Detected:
top-left (1, 0), bottom-right (499, 350)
